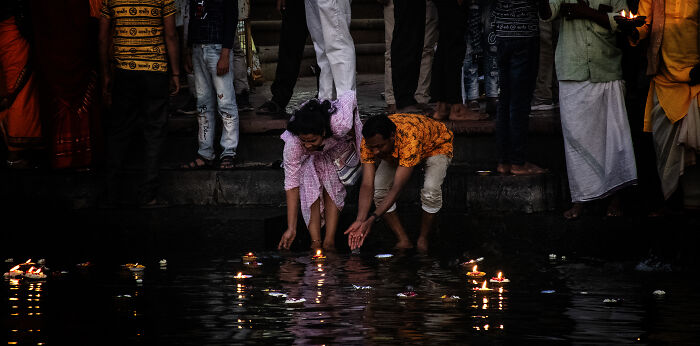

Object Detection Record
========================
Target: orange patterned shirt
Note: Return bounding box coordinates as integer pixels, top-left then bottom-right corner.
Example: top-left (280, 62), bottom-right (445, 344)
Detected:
top-left (361, 114), bottom-right (454, 167)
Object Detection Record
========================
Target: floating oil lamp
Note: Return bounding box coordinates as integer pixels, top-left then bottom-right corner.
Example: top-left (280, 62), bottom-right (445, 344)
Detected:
top-left (24, 267), bottom-right (47, 280)
top-left (267, 291), bottom-right (287, 298)
top-left (489, 272), bottom-right (510, 283)
top-left (244, 261), bottom-right (263, 267)
top-left (352, 284), bottom-right (372, 290)
top-left (467, 265), bottom-right (486, 278)
top-left (397, 286), bottom-right (418, 299)
top-left (242, 252), bottom-right (257, 262)
top-left (375, 253), bottom-right (393, 259)
top-left (3, 265), bottom-right (23, 279)
top-left (234, 272), bottom-right (252, 280)
top-left (76, 261), bottom-right (92, 268)
top-left (473, 281), bottom-right (493, 293)
top-left (441, 295), bottom-right (461, 303)
top-left (285, 297), bottom-right (306, 305)
top-left (396, 291), bottom-right (418, 299)
top-left (124, 263), bottom-right (145, 272)
top-left (312, 250), bottom-right (326, 262)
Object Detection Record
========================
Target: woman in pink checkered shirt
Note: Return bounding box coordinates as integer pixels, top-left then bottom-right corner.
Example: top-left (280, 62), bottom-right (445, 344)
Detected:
top-left (277, 91), bottom-right (362, 251)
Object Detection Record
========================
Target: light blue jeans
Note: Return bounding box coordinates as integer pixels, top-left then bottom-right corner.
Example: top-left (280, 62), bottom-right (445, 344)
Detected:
top-left (193, 44), bottom-right (239, 160)
top-left (462, 0), bottom-right (498, 101)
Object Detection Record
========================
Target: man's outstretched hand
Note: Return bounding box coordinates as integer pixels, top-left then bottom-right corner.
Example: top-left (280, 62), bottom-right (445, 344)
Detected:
top-left (344, 219), bottom-right (372, 250)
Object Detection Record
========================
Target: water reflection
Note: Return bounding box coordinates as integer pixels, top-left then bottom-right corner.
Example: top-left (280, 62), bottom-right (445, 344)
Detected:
top-left (5, 278), bottom-right (46, 345)
top-left (3, 253), bottom-right (700, 344)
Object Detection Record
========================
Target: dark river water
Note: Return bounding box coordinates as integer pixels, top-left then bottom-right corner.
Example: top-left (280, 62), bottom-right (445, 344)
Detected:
top-left (3, 249), bottom-right (700, 345)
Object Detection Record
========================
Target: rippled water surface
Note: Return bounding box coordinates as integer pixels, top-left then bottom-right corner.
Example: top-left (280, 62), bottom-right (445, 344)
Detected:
top-left (3, 249), bottom-right (700, 345)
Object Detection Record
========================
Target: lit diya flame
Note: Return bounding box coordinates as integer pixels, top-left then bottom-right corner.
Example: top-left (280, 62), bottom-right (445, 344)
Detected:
top-left (3, 265), bottom-right (23, 278)
top-left (24, 266), bottom-right (47, 280)
top-left (489, 271), bottom-right (510, 283)
top-left (242, 252), bottom-right (257, 262)
top-left (234, 272), bottom-right (252, 279)
top-left (441, 294), bottom-right (461, 302)
top-left (312, 250), bottom-right (326, 261)
top-left (474, 280), bottom-right (493, 292)
top-left (467, 265), bottom-right (486, 278)
top-left (620, 10), bottom-right (638, 19)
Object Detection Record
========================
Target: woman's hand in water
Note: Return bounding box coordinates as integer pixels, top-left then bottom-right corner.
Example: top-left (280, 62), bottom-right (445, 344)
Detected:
top-left (278, 228), bottom-right (296, 250)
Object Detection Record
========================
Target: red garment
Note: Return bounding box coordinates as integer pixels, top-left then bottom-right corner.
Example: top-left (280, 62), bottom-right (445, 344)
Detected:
top-left (30, 0), bottom-right (101, 169)
top-left (0, 17), bottom-right (41, 151)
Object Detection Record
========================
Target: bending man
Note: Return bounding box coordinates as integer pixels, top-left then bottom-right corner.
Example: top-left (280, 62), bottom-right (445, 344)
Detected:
top-left (345, 113), bottom-right (453, 252)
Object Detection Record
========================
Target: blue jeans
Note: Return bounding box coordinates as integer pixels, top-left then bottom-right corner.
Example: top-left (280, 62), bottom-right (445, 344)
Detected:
top-left (463, 0), bottom-right (498, 101)
top-left (192, 44), bottom-right (239, 160)
top-left (496, 37), bottom-right (539, 165)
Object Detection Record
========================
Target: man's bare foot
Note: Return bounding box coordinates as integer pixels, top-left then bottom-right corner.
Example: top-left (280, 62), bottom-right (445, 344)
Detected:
top-left (432, 102), bottom-right (450, 120)
top-left (497, 163), bottom-right (511, 174)
top-left (449, 104), bottom-right (489, 121)
top-left (394, 239), bottom-right (414, 249)
top-left (322, 241), bottom-right (336, 252)
top-left (416, 236), bottom-right (428, 253)
top-left (511, 162), bottom-right (548, 175)
top-left (564, 203), bottom-right (583, 220)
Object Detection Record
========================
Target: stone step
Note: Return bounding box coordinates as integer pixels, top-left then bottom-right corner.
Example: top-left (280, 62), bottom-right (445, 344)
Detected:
top-left (161, 117), bottom-right (565, 172)
top-left (3, 166), bottom-right (567, 213)
top-left (258, 42), bottom-right (385, 79)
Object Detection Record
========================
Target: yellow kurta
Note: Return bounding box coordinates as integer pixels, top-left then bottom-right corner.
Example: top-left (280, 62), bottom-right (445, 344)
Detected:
top-left (637, 0), bottom-right (700, 131)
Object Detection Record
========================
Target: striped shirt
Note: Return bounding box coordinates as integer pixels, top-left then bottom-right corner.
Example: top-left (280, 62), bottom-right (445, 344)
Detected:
top-left (101, 0), bottom-right (176, 72)
top-left (494, 0), bottom-right (539, 38)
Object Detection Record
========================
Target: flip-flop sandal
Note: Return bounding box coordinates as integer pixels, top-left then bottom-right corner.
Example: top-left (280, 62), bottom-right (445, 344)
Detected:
top-left (180, 155), bottom-right (213, 169)
top-left (219, 155), bottom-right (236, 169)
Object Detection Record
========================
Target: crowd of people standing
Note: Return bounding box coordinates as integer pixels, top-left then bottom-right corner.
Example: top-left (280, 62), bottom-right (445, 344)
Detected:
top-left (1, 0), bottom-right (698, 249)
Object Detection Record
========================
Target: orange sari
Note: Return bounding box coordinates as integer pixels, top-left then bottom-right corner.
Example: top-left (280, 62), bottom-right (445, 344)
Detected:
top-left (0, 16), bottom-right (41, 152)
top-left (30, 0), bottom-right (101, 169)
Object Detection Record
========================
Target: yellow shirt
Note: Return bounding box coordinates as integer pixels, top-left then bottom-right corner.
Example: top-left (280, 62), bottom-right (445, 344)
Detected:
top-left (638, 0), bottom-right (700, 131)
top-left (361, 114), bottom-right (454, 167)
top-left (101, 0), bottom-right (176, 73)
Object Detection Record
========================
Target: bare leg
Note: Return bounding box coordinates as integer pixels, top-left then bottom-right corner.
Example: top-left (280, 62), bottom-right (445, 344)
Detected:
top-left (563, 203), bottom-right (583, 220)
top-left (416, 210), bottom-right (436, 253)
top-left (382, 211), bottom-right (413, 249)
top-left (308, 198), bottom-right (323, 250)
top-left (322, 189), bottom-right (338, 251)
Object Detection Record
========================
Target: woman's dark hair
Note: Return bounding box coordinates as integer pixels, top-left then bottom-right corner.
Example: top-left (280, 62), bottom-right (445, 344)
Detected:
top-left (287, 99), bottom-right (334, 139)
top-left (362, 115), bottom-right (396, 139)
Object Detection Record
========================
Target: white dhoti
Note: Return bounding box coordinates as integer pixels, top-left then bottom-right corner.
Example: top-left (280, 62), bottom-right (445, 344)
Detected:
top-left (305, 0), bottom-right (357, 100)
top-left (650, 91), bottom-right (700, 207)
top-left (559, 80), bottom-right (638, 202)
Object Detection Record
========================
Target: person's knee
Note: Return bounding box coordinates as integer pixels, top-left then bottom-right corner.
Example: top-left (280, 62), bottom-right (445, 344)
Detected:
top-left (420, 187), bottom-right (442, 213)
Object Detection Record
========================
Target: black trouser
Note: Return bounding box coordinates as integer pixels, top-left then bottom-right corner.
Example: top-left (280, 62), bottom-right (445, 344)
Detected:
top-left (496, 37), bottom-right (539, 165)
top-left (106, 69), bottom-right (169, 202)
top-left (270, 0), bottom-right (308, 109)
top-left (391, 0), bottom-right (426, 108)
top-left (431, 0), bottom-right (467, 104)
